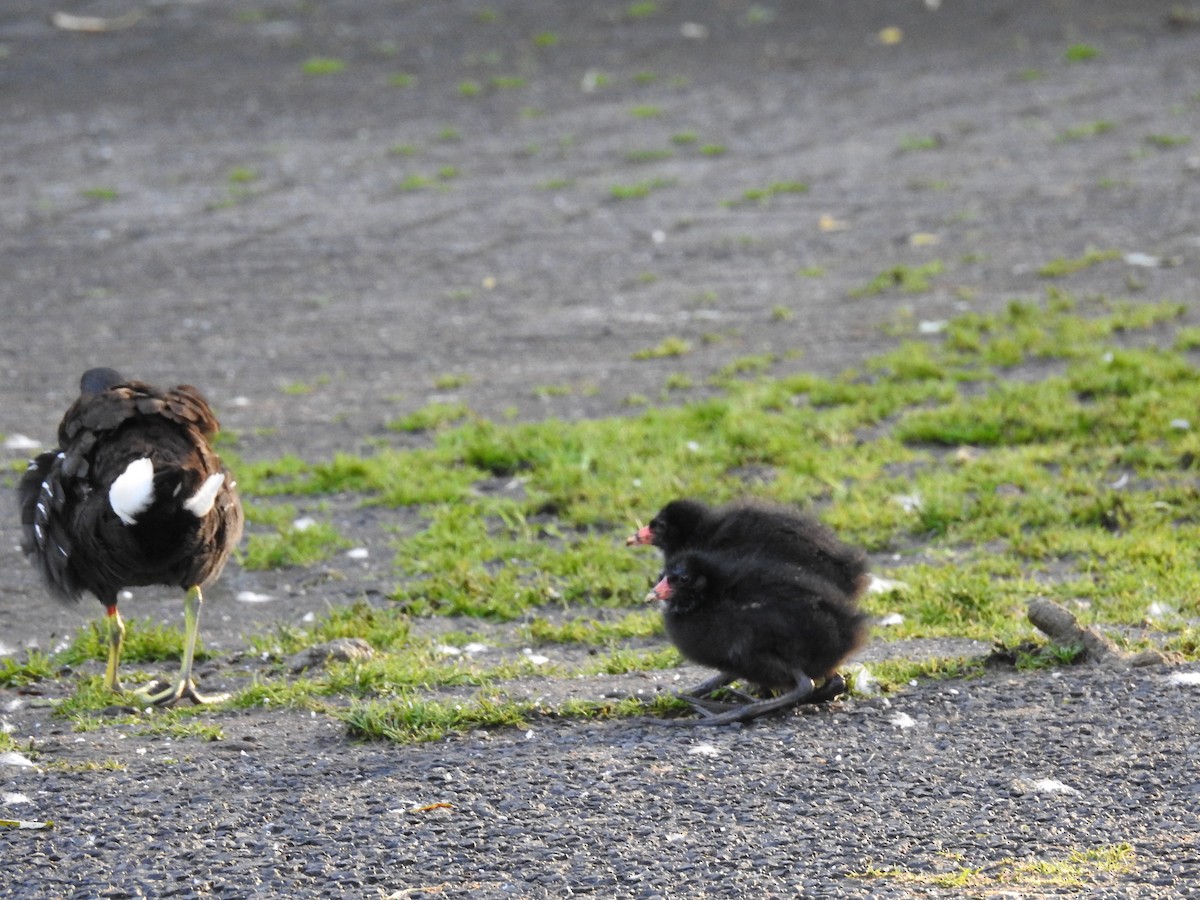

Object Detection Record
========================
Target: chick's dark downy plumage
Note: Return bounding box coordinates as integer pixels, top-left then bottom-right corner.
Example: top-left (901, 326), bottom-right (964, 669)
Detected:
top-left (628, 498), bottom-right (869, 598)
top-left (649, 549), bottom-right (868, 726)
top-left (18, 367), bottom-right (243, 705)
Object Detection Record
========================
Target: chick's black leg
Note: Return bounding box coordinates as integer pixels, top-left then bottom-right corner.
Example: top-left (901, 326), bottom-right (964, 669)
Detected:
top-left (658, 671), bottom-right (816, 727)
top-left (675, 672), bottom-right (762, 713)
top-left (682, 672), bottom-right (736, 699)
top-left (802, 672), bottom-right (847, 705)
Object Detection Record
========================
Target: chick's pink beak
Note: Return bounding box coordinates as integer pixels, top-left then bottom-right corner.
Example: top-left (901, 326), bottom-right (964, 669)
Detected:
top-left (626, 525), bottom-right (654, 547)
top-left (646, 574), bottom-right (672, 603)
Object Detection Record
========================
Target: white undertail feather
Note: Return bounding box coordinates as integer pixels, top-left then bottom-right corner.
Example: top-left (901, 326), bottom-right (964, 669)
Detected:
top-left (183, 472), bottom-right (225, 518)
top-left (109, 457), bottom-right (155, 525)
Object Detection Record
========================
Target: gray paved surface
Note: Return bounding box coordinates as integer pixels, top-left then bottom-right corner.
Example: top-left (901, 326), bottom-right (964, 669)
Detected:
top-left (3, 1), bottom-right (1200, 896)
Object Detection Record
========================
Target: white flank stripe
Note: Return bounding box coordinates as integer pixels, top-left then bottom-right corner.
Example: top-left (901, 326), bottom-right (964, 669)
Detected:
top-left (183, 473), bottom-right (225, 518)
top-left (109, 458), bottom-right (155, 525)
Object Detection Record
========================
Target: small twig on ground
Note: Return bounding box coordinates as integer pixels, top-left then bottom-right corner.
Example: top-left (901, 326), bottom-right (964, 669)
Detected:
top-left (1027, 598), bottom-right (1166, 669)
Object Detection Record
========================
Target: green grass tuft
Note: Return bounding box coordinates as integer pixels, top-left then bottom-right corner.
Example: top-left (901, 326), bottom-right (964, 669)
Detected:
top-left (1060, 120), bottom-right (1115, 141)
top-left (899, 135), bottom-right (940, 151)
top-left (738, 181), bottom-right (809, 204)
top-left (611, 177), bottom-right (674, 199)
top-left (1145, 134), bottom-right (1191, 148)
top-left (632, 337), bottom-right (693, 360)
top-left (302, 57), bottom-right (345, 76)
top-left (0, 652), bottom-right (56, 687)
top-left (241, 520), bottom-right (349, 570)
top-left (342, 694), bottom-right (534, 743)
top-left (388, 402), bottom-right (474, 433)
top-left (852, 261), bottom-right (944, 296)
top-left (1037, 248), bottom-right (1120, 278)
top-left (1064, 43), bottom-right (1099, 63)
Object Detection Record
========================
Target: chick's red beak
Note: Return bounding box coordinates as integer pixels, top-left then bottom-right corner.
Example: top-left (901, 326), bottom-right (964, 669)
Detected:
top-left (646, 574), bottom-right (672, 603)
top-left (625, 525), bottom-right (654, 547)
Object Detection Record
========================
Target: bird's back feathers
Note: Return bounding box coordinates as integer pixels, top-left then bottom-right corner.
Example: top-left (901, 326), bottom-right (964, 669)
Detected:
top-left (18, 369), bottom-right (243, 606)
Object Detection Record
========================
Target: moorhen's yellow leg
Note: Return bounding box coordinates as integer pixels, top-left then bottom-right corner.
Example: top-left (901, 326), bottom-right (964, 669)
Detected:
top-left (102, 604), bottom-right (126, 693)
top-left (135, 586), bottom-right (229, 706)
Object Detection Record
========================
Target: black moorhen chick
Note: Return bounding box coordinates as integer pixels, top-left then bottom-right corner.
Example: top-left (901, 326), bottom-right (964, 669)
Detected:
top-left (647, 549), bottom-right (868, 726)
top-left (18, 368), bottom-right (243, 705)
top-left (628, 498), bottom-right (868, 597)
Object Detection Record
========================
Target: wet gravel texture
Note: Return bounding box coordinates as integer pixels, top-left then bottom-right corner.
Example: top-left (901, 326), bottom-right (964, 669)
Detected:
top-left (4, 0), bottom-right (1200, 896)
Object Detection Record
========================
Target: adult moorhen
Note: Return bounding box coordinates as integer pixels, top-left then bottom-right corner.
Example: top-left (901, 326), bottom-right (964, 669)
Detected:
top-left (18, 367), bottom-right (243, 705)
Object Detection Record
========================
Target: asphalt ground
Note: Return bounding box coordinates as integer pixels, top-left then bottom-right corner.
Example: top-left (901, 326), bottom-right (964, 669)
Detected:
top-left (3, 1), bottom-right (1200, 896)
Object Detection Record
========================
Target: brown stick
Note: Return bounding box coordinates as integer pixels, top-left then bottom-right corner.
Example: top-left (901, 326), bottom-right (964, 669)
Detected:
top-left (1027, 598), bottom-right (1164, 669)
